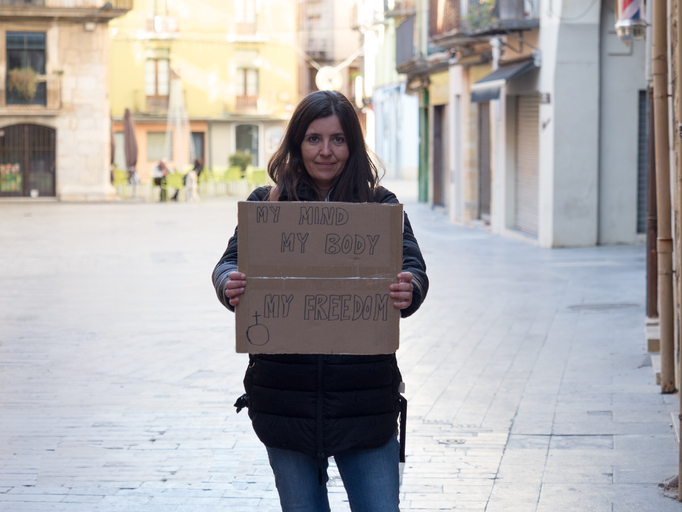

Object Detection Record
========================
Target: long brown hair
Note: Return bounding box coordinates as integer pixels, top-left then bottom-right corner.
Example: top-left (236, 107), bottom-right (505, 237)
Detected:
top-left (268, 90), bottom-right (381, 202)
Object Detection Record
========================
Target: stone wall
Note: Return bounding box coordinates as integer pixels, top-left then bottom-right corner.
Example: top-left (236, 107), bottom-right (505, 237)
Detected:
top-left (56, 22), bottom-right (114, 201)
top-left (0, 20), bottom-right (115, 201)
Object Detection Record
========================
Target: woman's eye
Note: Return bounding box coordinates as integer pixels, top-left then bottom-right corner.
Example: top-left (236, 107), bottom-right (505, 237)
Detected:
top-left (307, 136), bottom-right (319, 143)
top-left (333, 136), bottom-right (345, 144)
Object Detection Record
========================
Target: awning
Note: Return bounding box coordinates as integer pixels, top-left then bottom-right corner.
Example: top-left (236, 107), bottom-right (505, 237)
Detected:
top-left (471, 58), bottom-right (538, 102)
top-left (471, 88), bottom-right (500, 103)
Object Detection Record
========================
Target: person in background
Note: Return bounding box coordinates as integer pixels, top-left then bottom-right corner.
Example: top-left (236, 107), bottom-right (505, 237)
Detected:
top-left (212, 90), bottom-right (428, 512)
top-left (152, 159), bottom-right (169, 202)
top-left (193, 157), bottom-right (204, 181)
top-left (185, 158), bottom-right (201, 202)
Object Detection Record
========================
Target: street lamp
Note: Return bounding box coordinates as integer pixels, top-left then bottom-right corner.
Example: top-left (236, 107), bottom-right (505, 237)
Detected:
top-left (614, 0), bottom-right (647, 41)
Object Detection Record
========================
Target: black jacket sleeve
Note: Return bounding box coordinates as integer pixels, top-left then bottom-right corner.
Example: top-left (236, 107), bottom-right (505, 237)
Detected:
top-left (379, 189), bottom-right (429, 318)
top-left (212, 187), bottom-right (270, 311)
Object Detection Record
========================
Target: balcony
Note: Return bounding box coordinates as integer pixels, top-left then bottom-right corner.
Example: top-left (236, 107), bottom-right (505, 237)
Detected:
top-left (236, 95), bottom-right (258, 110)
top-left (141, 14), bottom-right (178, 40)
top-left (430, 0), bottom-right (539, 49)
top-left (236, 22), bottom-right (257, 36)
top-left (430, 0), bottom-right (459, 37)
top-left (0, 0), bottom-right (132, 20)
top-left (306, 34), bottom-right (330, 61)
top-left (384, 0), bottom-right (416, 18)
top-left (0, 73), bottom-right (61, 115)
top-left (395, 14), bottom-right (448, 76)
top-left (145, 95), bottom-right (168, 114)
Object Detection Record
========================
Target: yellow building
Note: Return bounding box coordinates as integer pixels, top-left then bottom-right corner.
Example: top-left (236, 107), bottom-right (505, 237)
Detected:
top-left (109, 0), bottom-right (299, 181)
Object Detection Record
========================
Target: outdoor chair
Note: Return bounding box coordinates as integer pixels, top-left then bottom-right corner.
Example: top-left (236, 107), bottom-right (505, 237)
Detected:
top-left (225, 165), bottom-right (246, 196)
top-left (197, 167), bottom-right (211, 195)
top-left (112, 169), bottom-right (131, 198)
top-left (160, 172), bottom-right (185, 201)
top-left (211, 166), bottom-right (228, 195)
top-left (246, 167), bottom-right (268, 189)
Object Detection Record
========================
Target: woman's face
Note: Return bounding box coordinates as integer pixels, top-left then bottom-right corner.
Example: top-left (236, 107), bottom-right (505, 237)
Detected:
top-left (301, 115), bottom-right (349, 196)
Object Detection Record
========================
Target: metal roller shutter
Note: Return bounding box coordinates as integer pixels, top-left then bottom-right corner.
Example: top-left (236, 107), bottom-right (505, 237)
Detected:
top-left (478, 102), bottom-right (491, 221)
top-left (515, 95), bottom-right (540, 235)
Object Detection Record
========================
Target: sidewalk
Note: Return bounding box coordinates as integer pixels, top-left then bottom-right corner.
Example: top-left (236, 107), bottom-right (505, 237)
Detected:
top-left (0, 190), bottom-right (678, 511)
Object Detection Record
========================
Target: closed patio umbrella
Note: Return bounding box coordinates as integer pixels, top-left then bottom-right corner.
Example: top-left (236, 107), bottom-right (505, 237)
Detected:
top-left (123, 107), bottom-right (140, 194)
top-left (123, 107), bottom-right (138, 172)
top-left (110, 114), bottom-right (115, 183)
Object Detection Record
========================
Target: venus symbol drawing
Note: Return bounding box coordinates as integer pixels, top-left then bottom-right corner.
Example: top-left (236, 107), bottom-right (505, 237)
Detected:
top-left (246, 311), bottom-right (270, 346)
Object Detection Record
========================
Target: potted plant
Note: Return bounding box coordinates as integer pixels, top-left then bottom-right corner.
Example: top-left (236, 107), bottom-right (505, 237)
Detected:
top-left (464, 0), bottom-right (497, 32)
top-left (7, 67), bottom-right (37, 102)
top-left (229, 151), bottom-right (253, 175)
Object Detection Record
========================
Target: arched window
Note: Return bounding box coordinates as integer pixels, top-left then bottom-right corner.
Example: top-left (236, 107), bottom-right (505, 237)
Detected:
top-left (0, 124), bottom-right (56, 197)
top-left (235, 124), bottom-right (259, 167)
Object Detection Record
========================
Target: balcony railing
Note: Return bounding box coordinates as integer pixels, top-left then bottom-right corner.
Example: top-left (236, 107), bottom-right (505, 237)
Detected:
top-left (146, 95), bottom-right (168, 114)
top-left (236, 95), bottom-right (258, 110)
top-left (396, 14), bottom-right (415, 68)
top-left (0, 0), bottom-right (132, 19)
top-left (430, 0), bottom-right (539, 49)
top-left (236, 22), bottom-right (257, 36)
top-left (2, 74), bottom-right (61, 112)
top-left (0, 0), bottom-right (132, 7)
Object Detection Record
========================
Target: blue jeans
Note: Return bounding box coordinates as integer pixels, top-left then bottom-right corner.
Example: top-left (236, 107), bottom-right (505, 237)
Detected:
top-left (266, 434), bottom-right (400, 512)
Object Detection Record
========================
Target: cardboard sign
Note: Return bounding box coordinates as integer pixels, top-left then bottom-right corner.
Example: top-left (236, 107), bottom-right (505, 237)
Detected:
top-left (236, 201), bottom-right (403, 354)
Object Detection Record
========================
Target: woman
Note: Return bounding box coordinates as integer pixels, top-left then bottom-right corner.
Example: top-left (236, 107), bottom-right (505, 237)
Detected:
top-left (184, 158), bottom-right (201, 202)
top-left (212, 91), bottom-right (428, 512)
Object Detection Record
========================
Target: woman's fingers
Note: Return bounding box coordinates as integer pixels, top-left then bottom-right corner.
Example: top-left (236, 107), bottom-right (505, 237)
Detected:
top-left (226, 272), bottom-right (247, 306)
top-left (390, 272), bottom-right (413, 309)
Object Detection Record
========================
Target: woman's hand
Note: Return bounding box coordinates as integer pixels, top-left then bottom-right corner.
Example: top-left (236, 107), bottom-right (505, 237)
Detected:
top-left (225, 272), bottom-right (246, 307)
top-left (390, 272), bottom-right (413, 310)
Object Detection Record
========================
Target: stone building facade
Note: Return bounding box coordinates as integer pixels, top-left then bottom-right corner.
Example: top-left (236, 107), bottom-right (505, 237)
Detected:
top-left (0, 1), bottom-right (130, 201)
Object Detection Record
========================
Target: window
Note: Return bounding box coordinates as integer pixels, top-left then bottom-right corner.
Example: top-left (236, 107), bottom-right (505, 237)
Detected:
top-left (147, 132), bottom-right (171, 162)
top-left (6, 32), bottom-right (46, 106)
top-left (234, 0), bottom-right (256, 23)
top-left (235, 0), bottom-right (257, 34)
top-left (236, 68), bottom-right (258, 108)
top-left (145, 59), bottom-right (169, 97)
top-left (145, 59), bottom-right (169, 112)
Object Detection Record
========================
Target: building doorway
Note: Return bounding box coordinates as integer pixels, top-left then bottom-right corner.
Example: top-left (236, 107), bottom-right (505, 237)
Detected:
top-left (514, 95), bottom-right (540, 235)
top-left (191, 131), bottom-right (205, 164)
top-left (432, 105), bottom-right (445, 206)
top-left (478, 102), bottom-right (491, 222)
top-left (0, 124), bottom-right (56, 197)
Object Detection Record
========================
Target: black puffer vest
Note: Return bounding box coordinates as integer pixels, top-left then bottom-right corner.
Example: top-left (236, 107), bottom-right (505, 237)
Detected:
top-left (245, 352), bottom-right (402, 461)
top-left (213, 184), bottom-right (428, 464)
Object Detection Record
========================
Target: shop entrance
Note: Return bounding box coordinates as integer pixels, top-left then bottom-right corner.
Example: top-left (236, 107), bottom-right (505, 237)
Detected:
top-left (0, 124), bottom-right (56, 197)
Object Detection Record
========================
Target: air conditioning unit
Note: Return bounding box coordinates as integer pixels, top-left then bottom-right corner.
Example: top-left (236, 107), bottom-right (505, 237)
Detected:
top-left (499, 0), bottom-right (524, 20)
top-left (154, 16), bottom-right (178, 33)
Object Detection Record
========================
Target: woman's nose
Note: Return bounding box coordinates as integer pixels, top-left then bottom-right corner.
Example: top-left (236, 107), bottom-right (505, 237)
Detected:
top-left (320, 140), bottom-right (332, 155)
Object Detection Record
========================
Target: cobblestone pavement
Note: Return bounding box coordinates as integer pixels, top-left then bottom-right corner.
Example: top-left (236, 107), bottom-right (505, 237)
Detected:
top-left (0, 184), bottom-right (679, 511)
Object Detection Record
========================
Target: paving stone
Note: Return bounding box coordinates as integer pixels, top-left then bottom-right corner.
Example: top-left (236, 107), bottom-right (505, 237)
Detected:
top-left (0, 185), bottom-right (678, 511)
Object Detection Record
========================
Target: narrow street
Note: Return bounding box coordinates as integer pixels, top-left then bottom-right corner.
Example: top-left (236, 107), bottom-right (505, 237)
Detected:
top-left (0, 186), bottom-right (678, 511)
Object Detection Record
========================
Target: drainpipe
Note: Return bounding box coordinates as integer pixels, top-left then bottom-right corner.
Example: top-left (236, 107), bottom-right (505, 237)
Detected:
top-left (652, 0), bottom-right (676, 394)
top-left (675, 0), bottom-right (682, 501)
top-left (490, 36), bottom-right (501, 71)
